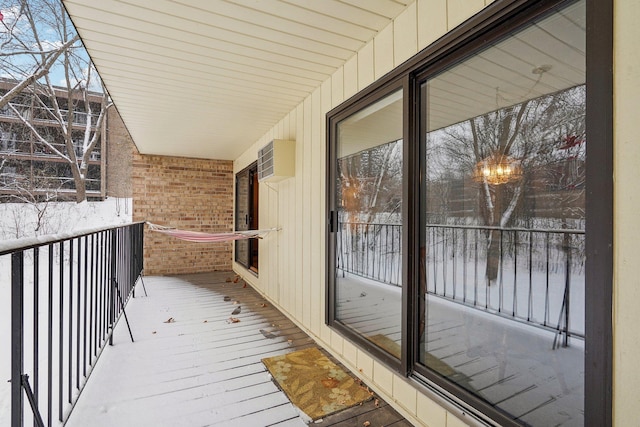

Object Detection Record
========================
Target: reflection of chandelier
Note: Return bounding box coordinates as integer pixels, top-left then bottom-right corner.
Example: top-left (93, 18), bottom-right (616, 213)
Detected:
top-left (473, 155), bottom-right (522, 185)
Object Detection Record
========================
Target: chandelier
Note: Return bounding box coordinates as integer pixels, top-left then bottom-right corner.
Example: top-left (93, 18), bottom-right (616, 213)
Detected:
top-left (473, 154), bottom-right (522, 185)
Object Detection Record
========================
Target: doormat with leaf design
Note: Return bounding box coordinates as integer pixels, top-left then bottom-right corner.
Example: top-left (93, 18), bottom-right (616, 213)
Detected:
top-left (262, 347), bottom-right (373, 420)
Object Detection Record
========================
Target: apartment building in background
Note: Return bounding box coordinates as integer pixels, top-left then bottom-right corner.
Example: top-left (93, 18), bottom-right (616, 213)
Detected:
top-left (0, 78), bottom-right (133, 201)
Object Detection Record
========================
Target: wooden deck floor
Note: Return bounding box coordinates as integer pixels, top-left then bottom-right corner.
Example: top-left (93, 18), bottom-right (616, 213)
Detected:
top-left (65, 272), bottom-right (412, 427)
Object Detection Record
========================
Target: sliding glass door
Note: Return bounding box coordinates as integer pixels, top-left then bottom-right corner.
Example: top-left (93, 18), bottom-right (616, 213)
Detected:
top-left (418, 3), bottom-right (585, 423)
top-left (327, 1), bottom-right (600, 425)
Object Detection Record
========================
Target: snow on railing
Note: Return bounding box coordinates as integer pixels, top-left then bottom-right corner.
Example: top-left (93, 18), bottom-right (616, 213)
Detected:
top-left (5, 222), bottom-right (145, 427)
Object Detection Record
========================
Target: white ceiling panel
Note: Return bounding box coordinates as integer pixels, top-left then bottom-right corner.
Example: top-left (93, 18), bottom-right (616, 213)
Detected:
top-left (62, 0), bottom-right (412, 159)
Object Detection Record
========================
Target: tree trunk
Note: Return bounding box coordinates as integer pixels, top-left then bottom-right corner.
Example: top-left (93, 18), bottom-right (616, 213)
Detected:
top-left (486, 229), bottom-right (500, 282)
top-left (484, 183), bottom-right (504, 283)
top-left (71, 166), bottom-right (86, 203)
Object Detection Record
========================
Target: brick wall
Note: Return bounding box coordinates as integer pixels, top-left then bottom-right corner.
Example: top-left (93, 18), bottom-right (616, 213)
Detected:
top-left (132, 154), bottom-right (234, 275)
top-left (106, 107), bottom-right (134, 198)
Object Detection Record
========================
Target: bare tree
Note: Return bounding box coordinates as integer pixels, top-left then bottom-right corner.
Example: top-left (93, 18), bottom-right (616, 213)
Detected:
top-left (0, 163), bottom-right (63, 237)
top-left (428, 85), bottom-right (586, 281)
top-left (0, 0), bottom-right (111, 202)
top-left (338, 140), bottom-right (403, 226)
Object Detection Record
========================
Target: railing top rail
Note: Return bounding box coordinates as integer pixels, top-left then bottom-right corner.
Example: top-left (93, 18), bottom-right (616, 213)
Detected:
top-left (338, 220), bottom-right (585, 235)
top-left (338, 221), bottom-right (402, 227)
top-left (0, 221), bottom-right (145, 257)
top-left (423, 223), bottom-right (585, 234)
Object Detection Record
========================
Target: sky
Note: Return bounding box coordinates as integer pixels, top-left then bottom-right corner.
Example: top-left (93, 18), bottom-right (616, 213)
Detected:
top-left (0, 0), bottom-right (102, 92)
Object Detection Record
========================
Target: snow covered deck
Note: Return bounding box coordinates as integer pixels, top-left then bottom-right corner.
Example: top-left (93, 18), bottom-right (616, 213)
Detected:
top-left (64, 272), bottom-right (411, 427)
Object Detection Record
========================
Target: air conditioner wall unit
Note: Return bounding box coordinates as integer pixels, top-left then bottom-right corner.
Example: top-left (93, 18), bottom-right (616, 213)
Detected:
top-left (257, 139), bottom-right (295, 182)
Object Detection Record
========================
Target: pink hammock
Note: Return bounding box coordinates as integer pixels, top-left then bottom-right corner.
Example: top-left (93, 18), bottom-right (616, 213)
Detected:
top-left (147, 222), bottom-right (278, 243)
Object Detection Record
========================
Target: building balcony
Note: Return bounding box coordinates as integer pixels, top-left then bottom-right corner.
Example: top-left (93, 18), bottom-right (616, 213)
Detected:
top-left (2, 224), bottom-right (411, 427)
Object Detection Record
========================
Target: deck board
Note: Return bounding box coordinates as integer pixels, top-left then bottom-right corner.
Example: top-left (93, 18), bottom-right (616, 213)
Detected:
top-left (65, 272), bottom-right (412, 427)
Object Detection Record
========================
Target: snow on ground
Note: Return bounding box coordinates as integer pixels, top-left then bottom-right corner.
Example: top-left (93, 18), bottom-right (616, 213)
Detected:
top-left (0, 197), bottom-right (132, 242)
top-left (0, 198), bottom-right (132, 425)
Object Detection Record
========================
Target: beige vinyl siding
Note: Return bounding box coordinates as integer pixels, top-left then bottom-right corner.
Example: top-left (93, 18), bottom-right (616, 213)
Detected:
top-left (233, 0), bottom-right (572, 426)
top-left (614, 0), bottom-right (640, 424)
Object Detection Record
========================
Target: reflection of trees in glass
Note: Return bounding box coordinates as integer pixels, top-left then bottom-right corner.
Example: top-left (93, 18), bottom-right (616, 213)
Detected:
top-left (427, 85), bottom-right (585, 281)
top-left (338, 140), bottom-right (402, 225)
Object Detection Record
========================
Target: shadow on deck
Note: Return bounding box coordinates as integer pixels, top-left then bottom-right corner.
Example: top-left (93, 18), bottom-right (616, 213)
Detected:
top-left (65, 271), bottom-right (412, 427)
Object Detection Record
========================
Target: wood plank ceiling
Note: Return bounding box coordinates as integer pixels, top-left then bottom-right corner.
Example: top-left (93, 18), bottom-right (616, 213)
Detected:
top-left (61, 0), bottom-right (413, 160)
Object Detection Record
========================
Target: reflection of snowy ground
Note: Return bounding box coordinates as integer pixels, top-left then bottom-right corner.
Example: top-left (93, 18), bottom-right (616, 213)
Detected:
top-left (0, 198), bottom-right (131, 426)
top-left (426, 257), bottom-right (585, 338)
top-left (335, 272), bottom-right (584, 426)
top-left (338, 223), bottom-right (586, 337)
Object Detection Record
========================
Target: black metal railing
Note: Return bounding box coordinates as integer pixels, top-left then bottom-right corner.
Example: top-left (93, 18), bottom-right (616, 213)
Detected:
top-left (5, 222), bottom-right (144, 427)
top-left (336, 222), bottom-right (402, 286)
top-left (336, 221), bottom-right (585, 345)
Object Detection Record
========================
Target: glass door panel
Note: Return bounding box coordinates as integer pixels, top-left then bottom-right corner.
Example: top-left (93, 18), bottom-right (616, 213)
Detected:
top-left (334, 89), bottom-right (404, 358)
top-left (419, 2), bottom-right (585, 424)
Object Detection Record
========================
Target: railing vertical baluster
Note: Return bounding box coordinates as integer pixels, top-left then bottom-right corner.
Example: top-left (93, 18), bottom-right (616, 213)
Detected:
top-left (83, 236), bottom-right (88, 378)
top-left (513, 231), bottom-right (518, 317)
top-left (463, 228), bottom-right (467, 303)
top-left (99, 232), bottom-right (105, 344)
top-left (362, 225), bottom-right (369, 275)
top-left (344, 223), bottom-right (348, 277)
top-left (47, 245), bottom-right (53, 427)
top-left (68, 239), bottom-right (73, 404)
top-left (109, 229), bottom-right (116, 346)
top-left (498, 229), bottom-right (503, 313)
top-left (379, 225), bottom-right (382, 283)
top-left (366, 225), bottom-right (370, 279)
top-left (33, 248), bottom-right (39, 425)
top-left (100, 231), bottom-right (105, 345)
top-left (452, 228), bottom-right (457, 300)
top-left (76, 238), bottom-right (82, 391)
top-left (368, 225), bottom-right (373, 281)
top-left (353, 224), bottom-right (357, 277)
top-left (372, 225), bottom-right (377, 282)
top-left (391, 225), bottom-right (396, 284)
top-left (382, 224), bottom-right (387, 283)
top-left (339, 222), bottom-right (343, 275)
top-left (545, 233), bottom-right (550, 327)
top-left (345, 225), bottom-right (355, 271)
top-left (360, 224), bottom-right (365, 278)
top-left (58, 241), bottom-right (64, 423)
top-left (394, 225), bottom-right (399, 285)
top-left (90, 234), bottom-right (96, 358)
top-left (352, 224), bottom-right (357, 276)
top-left (528, 231), bottom-right (533, 322)
top-left (485, 230), bottom-right (489, 309)
top-left (474, 229), bottom-right (478, 307)
top-left (442, 227), bottom-right (447, 297)
top-left (11, 251), bottom-right (24, 427)
top-left (358, 223), bottom-right (363, 277)
top-left (96, 233), bottom-right (101, 348)
top-left (105, 230), bottom-right (111, 341)
top-left (564, 235), bottom-right (571, 347)
top-left (432, 228), bottom-right (437, 294)
top-left (343, 223), bottom-right (347, 275)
